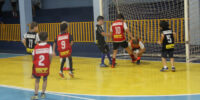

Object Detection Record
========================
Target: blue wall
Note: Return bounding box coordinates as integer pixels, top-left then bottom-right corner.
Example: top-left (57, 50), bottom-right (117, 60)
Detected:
top-left (0, 41), bottom-right (101, 58)
top-left (1, 0), bottom-right (93, 11)
top-left (42, 0), bottom-right (93, 9)
top-left (2, 0), bottom-right (14, 11)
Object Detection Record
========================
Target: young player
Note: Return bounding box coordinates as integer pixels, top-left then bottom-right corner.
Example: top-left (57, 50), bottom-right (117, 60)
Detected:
top-left (96, 16), bottom-right (112, 67)
top-left (157, 21), bottom-right (176, 72)
top-left (22, 22), bottom-right (40, 54)
top-left (53, 21), bottom-right (74, 78)
top-left (128, 37), bottom-right (145, 64)
top-left (110, 14), bottom-right (136, 68)
top-left (31, 32), bottom-right (52, 100)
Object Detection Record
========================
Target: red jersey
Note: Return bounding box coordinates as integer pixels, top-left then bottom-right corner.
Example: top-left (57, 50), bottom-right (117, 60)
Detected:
top-left (33, 43), bottom-right (51, 76)
top-left (112, 20), bottom-right (126, 42)
top-left (57, 33), bottom-right (72, 58)
top-left (129, 40), bottom-right (141, 50)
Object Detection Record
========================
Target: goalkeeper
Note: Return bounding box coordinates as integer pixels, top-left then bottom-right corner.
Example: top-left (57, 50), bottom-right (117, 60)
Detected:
top-left (128, 37), bottom-right (145, 64)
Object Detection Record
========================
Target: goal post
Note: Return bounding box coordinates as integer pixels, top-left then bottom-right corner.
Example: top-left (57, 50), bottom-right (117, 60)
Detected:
top-left (93, 0), bottom-right (103, 43)
top-left (184, 0), bottom-right (189, 63)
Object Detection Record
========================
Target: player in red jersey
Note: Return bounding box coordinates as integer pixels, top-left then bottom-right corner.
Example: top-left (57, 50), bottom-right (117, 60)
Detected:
top-left (110, 14), bottom-right (136, 68)
top-left (31, 32), bottom-right (52, 100)
top-left (128, 37), bottom-right (145, 64)
top-left (53, 21), bottom-right (74, 78)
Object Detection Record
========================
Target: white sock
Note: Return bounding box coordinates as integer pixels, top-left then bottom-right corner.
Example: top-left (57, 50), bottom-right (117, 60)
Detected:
top-left (164, 66), bottom-right (168, 68)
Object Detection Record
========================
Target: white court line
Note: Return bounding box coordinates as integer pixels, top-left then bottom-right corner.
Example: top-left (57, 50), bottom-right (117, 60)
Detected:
top-left (0, 84), bottom-right (200, 97)
top-left (73, 56), bottom-right (200, 64)
top-left (0, 85), bottom-right (95, 100)
top-left (0, 53), bottom-right (25, 59)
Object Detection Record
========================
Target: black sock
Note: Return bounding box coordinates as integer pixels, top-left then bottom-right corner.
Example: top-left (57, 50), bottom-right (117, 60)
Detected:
top-left (60, 58), bottom-right (66, 73)
top-left (68, 56), bottom-right (73, 72)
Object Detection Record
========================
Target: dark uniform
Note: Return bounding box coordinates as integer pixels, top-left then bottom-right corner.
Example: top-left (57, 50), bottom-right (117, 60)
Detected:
top-left (96, 24), bottom-right (109, 54)
top-left (24, 32), bottom-right (39, 54)
top-left (161, 30), bottom-right (175, 58)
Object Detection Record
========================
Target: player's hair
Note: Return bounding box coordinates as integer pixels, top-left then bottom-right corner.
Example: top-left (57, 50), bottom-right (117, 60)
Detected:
top-left (60, 23), bottom-right (68, 32)
top-left (116, 13), bottom-right (125, 20)
top-left (132, 37), bottom-right (139, 44)
top-left (39, 32), bottom-right (48, 41)
top-left (30, 22), bottom-right (38, 30)
top-left (160, 21), bottom-right (170, 31)
top-left (97, 16), bottom-right (104, 21)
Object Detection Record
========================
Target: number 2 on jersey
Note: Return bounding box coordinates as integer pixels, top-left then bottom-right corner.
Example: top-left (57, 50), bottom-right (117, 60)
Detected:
top-left (39, 55), bottom-right (45, 66)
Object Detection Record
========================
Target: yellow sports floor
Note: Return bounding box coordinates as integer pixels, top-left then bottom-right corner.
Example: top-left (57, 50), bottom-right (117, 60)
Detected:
top-left (0, 55), bottom-right (200, 96)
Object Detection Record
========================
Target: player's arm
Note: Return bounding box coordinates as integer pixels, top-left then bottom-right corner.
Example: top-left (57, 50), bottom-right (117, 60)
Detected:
top-left (70, 34), bottom-right (74, 46)
top-left (110, 26), bottom-right (113, 37)
top-left (35, 33), bottom-right (40, 44)
top-left (49, 46), bottom-right (53, 63)
top-left (138, 41), bottom-right (145, 55)
top-left (124, 22), bottom-right (134, 39)
top-left (157, 34), bottom-right (164, 45)
top-left (173, 32), bottom-right (176, 43)
top-left (22, 34), bottom-right (27, 48)
top-left (32, 50), bottom-right (35, 61)
top-left (53, 40), bottom-right (56, 56)
top-left (22, 39), bottom-right (26, 48)
top-left (98, 26), bottom-right (111, 37)
top-left (101, 32), bottom-right (111, 37)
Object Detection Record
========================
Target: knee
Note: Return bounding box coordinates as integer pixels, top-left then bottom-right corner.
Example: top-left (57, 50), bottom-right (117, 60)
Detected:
top-left (36, 79), bottom-right (40, 83)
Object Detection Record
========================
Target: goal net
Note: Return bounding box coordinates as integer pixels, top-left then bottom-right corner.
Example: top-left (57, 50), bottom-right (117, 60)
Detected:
top-left (102, 0), bottom-right (200, 62)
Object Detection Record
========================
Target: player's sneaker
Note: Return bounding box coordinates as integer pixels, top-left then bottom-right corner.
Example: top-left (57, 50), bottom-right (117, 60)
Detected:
top-left (59, 72), bottom-right (64, 78)
top-left (136, 57), bottom-right (141, 65)
top-left (41, 93), bottom-right (46, 99)
top-left (63, 67), bottom-right (70, 71)
top-left (100, 63), bottom-right (108, 67)
top-left (31, 95), bottom-right (38, 100)
top-left (160, 67), bottom-right (168, 72)
top-left (172, 67), bottom-right (176, 72)
top-left (111, 64), bottom-right (116, 68)
top-left (132, 58), bottom-right (137, 63)
top-left (69, 71), bottom-right (74, 78)
top-left (136, 60), bottom-right (140, 65)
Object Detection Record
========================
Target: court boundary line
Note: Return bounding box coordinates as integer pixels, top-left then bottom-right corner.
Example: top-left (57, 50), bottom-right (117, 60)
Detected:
top-left (0, 53), bottom-right (25, 59)
top-left (0, 85), bottom-right (95, 100)
top-left (0, 84), bottom-right (200, 97)
top-left (1, 53), bottom-right (200, 64)
top-left (72, 56), bottom-right (200, 64)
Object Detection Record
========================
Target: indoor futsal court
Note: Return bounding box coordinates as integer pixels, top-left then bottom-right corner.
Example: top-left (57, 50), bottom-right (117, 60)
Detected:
top-left (0, 0), bottom-right (200, 100)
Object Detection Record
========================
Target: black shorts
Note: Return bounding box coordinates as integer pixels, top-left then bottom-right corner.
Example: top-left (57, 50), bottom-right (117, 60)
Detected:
top-left (161, 50), bottom-right (174, 58)
top-left (33, 74), bottom-right (48, 80)
top-left (113, 41), bottom-right (128, 50)
top-left (97, 44), bottom-right (109, 54)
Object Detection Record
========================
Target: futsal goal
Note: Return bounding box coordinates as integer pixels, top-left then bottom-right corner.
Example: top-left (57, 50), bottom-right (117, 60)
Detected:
top-left (99, 0), bottom-right (200, 62)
